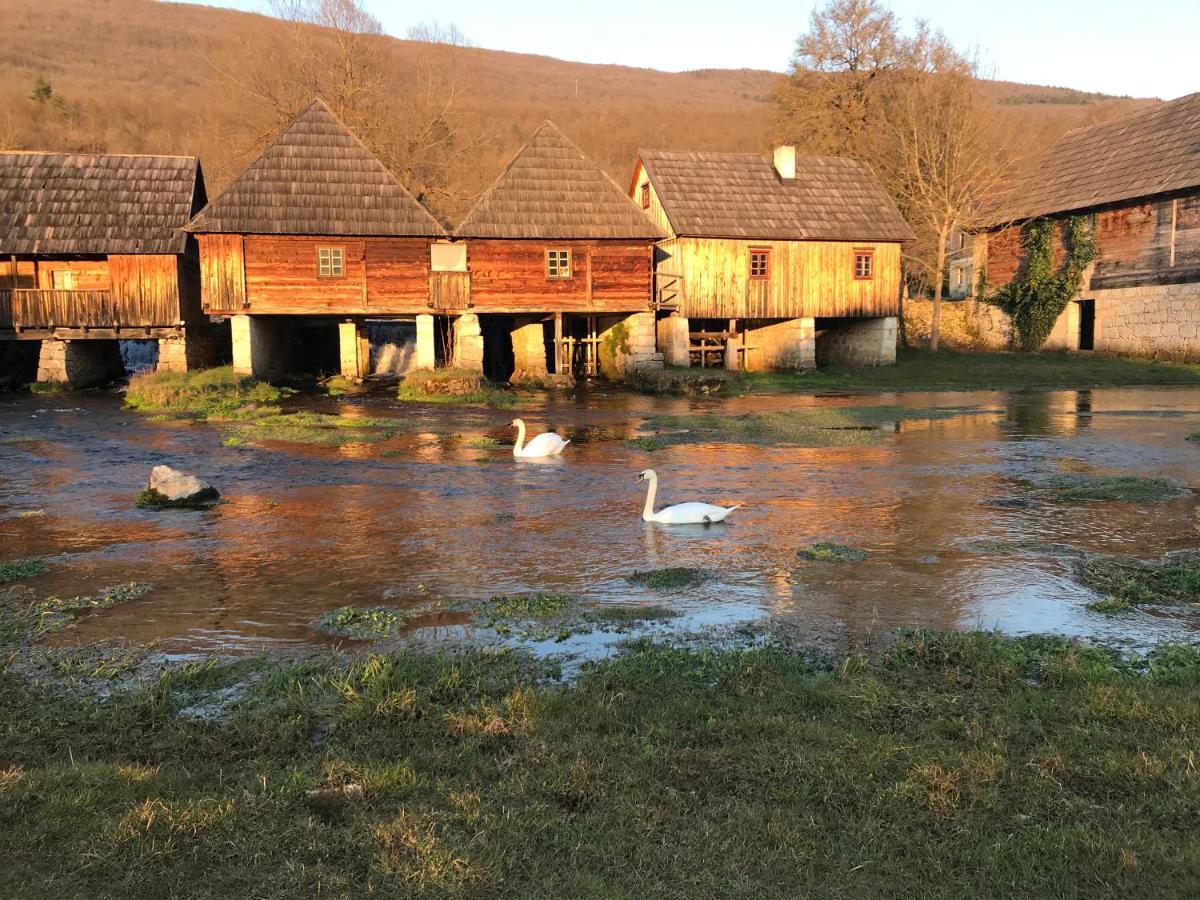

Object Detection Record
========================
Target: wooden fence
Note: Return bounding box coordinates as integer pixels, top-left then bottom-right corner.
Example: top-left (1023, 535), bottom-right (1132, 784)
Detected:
top-left (0, 289), bottom-right (181, 330)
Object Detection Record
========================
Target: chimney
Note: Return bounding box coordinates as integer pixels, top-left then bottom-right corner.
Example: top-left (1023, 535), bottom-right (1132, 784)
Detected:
top-left (773, 145), bottom-right (796, 180)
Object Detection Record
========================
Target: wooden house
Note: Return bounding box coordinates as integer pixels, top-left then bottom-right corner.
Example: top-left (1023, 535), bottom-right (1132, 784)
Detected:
top-left (0, 152), bottom-right (208, 385)
top-left (453, 121), bottom-right (666, 381)
top-left (185, 98), bottom-right (449, 380)
top-left (971, 91), bottom-right (1200, 358)
top-left (630, 147), bottom-right (913, 369)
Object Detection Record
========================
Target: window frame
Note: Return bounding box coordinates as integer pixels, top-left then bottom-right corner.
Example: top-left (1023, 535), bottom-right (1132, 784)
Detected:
top-left (640, 183), bottom-right (651, 209)
top-left (545, 247), bottom-right (572, 280)
top-left (317, 246), bottom-right (345, 279)
top-left (853, 248), bottom-right (875, 281)
top-left (748, 247), bottom-right (771, 281)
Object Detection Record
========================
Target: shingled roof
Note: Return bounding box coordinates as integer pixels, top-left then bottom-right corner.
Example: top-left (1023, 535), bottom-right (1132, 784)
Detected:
top-left (635, 150), bottom-right (913, 242)
top-left (0, 152), bottom-right (204, 255)
top-left (187, 99), bottom-right (444, 237)
top-left (454, 121), bottom-right (664, 240)
top-left (985, 91), bottom-right (1200, 225)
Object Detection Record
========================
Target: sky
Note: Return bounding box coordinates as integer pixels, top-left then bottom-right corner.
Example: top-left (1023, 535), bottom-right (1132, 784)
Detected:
top-left (187, 0), bottom-right (1199, 100)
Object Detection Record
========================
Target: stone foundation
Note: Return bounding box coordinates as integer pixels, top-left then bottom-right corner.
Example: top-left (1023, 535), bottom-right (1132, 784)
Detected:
top-left (657, 315), bottom-right (690, 367)
top-left (816, 317), bottom-right (898, 367)
top-left (510, 318), bottom-right (548, 380)
top-left (231, 315), bottom-right (290, 382)
top-left (598, 311), bottom-right (663, 379)
top-left (36, 339), bottom-right (124, 387)
top-left (452, 312), bottom-right (484, 372)
top-left (338, 321), bottom-right (370, 380)
top-left (157, 329), bottom-right (216, 374)
top-left (743, 317), bottom-right (816, 371)
top-left (903, 298), bottom-right (1010, 350)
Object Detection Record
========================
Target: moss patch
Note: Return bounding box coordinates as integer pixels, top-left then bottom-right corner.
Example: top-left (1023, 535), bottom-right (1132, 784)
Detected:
top-left (28, 381), bottom-right (68, 395)
top-left (587, 604), bottom-right (679, 624)
top-left (476, 593), bottom-right (575, 622)
top-left (626, 436), bottom-right (667, 452)
top-left (0, 559), bottom-right (47, 584)
top-left (799, 543), bottom-right (868, 562)
top-left (398, 369), bottom-right (518, 408)
top-left (315, 606), bottom-right (403, 639)
top-left (1044, 475), bottom-right (1188, 502)
top-left (135, 487), bottom-right (219, 510)
top-left (628, 567), bottom-right (710, 590)
top-left (627, 367), bottom-right (737, 396)
top-left (1076, 553), bottom-right (1200, 613)
top-left (126, 366), bottom-right (284, 418)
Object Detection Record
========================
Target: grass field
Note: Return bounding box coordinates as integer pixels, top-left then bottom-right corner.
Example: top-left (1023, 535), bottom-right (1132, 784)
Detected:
top-left (2, 633), bottom-right (1198, 898)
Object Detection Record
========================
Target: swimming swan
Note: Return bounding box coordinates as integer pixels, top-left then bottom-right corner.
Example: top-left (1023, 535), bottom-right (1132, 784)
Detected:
top-left (637, 469), bottom-right (741, 524)
top-left (511, 418), bottom-right (570, 458)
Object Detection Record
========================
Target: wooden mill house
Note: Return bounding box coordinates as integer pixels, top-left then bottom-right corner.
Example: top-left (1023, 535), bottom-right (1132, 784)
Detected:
top-left (630, 147), bottom-right (913, 369)
top-left (0, 152), bottom-right (209, 386)
top-left (184, 99), bottom-right (451, 381)
top-left (970, 91), bottom-right (1200, 358)
top-left (452, 120), bottom-right (666, 381)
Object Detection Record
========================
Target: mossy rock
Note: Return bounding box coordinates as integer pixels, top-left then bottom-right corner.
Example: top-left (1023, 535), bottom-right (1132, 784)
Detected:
top-left (628, 567), bottom-right (710, 590)
top-left (135, 486), bottom-right (220, 510)
top-left (799, 543), bottom-right (868, 562)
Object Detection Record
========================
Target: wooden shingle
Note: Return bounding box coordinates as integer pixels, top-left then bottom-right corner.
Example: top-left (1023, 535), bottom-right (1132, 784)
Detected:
top-left (454, 122), bottom-right (665, 240)
top-left (186, 99), bottom-right (444, 237)
top-left (638, 150), bottom-right (913, 242)
top-left (0, 153), bottom-right (203, 255)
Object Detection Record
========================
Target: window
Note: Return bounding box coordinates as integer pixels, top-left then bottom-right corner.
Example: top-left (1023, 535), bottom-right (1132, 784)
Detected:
top-left (318, 246), bottom-right (344, 278)
top-left (854, 250), bottom-right (874, 280)
top-left (546, 248), bottom-right (571, 279)
top-left (640, 183), bottom-right (650, 209)
top-left (749, 248), bottom-right (770, 280)
top-left (51, 269), bottom-right (75, 290)
top-left (430, 241), bottom-right (468, 272)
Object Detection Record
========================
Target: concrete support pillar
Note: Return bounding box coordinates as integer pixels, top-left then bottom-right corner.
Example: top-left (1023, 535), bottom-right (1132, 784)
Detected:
top-left (725, 320), bottom-right (741, 372)
top-left (598, 311), bottom-right (663, 380)
top-left (452, 312), bottom-right (484, 372)
top-left (511, 318), bottom-right (548, 381)
top-left (36, 339), bottom-right (124, 387)
top-left (338, 320), bottom-right (370, 380)
top-left (657, 314), bottom-right (690, 367)
top-left (157, 329), bottom-right (215, 374)
top-left (816, 316), bottom-right (898, 368)
top-left (231, 314), bottom-right (288, 382)
top-left (743, 317), bottom-right (816, 371)
top-left (415, 314), bottom-right (436, 370)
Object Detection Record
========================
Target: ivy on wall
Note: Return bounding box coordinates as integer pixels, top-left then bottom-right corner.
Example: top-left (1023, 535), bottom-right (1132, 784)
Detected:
top-left (982, 215), bottom-right (1097, 351)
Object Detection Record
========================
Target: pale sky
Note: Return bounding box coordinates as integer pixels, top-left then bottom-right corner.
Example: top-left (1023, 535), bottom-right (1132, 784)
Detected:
top-left (184, 0), bottom-right (1198, 100)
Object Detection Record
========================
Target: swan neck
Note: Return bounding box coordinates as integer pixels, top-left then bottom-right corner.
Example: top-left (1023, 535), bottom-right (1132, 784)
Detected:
top-left (642, 475), bottom-right (657, 521)
top-left (513, 420), bottom-right (525, 453)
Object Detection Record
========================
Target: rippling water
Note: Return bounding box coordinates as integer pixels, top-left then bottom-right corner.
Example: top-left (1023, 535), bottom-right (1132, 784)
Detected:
top-left (2, 383), bottom-right (1199, 658)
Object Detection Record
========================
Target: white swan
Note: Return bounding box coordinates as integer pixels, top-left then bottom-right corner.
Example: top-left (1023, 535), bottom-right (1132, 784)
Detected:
top-left (511, 418), bottom-right (570, 458)
top-left (637, 469), bottom-right (741, 524)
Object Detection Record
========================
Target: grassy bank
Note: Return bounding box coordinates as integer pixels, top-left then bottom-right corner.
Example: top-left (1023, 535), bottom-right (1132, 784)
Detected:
top-left (739, 349), bottom-right (1200, 394)
top-left (2, 633), bottom-right (1199, 898)
top-left (397, 368), bottom-right (519, 408)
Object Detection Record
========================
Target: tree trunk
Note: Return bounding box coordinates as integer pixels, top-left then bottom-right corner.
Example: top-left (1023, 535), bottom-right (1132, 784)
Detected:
top-left (930, 227), bottom-right (948, 353)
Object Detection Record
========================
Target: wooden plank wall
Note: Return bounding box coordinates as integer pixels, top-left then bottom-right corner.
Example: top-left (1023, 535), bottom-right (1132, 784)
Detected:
top-left (629, 163), bottom-right (675, 238)
top-left (243, 235), bottom-right (366, 314)
top-left (668, 239), bottom-right (900, 319)
top-left (985, 189), bottom-right (1200, 291)
top-left (198, 234), bottom-right (246, 313)
top-left (365, 239), bottom-right (434, 308)
top-left (35, 259), bottom-right (109, 290)
top-left (467, 240), bottom-right (653, 312)
top-left (109, 255), bottom-right (182, 324)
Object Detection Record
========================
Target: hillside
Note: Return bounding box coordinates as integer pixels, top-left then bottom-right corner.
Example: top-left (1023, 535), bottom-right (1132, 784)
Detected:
top-left (0, 0), bottom-right (1156, 221)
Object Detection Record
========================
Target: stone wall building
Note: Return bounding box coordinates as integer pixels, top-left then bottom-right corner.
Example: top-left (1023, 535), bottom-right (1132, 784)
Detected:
top-left (629, 146), bottom-right (913, 370)
top-left (963, 91), bottom-right (1200, 359)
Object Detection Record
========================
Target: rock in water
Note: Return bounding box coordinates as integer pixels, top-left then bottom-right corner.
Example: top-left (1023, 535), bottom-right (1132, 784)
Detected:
top-left (137, 465), bottom-right (220, 509)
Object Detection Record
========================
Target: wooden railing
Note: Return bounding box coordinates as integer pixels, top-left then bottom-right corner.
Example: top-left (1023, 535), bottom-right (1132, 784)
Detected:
top-left (0, 289), bottom-right (179, 330)
top-left (653, 271), bottom-right (683, 310)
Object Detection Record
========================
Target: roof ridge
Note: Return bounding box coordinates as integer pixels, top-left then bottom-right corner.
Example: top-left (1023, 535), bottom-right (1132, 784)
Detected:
top-left (0, 150), bottom-right (198, 160)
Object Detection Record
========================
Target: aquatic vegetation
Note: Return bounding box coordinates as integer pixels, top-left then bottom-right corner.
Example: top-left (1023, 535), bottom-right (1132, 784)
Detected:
top-left (477, 593), bottom-right (575, 622)
top-left (398, 369), bottom-right (519, 408)
top-left (628, 567), bottom-right (710, 590)
top-left (798, 543), bottom-right (868, 562)
top-left (643, 405), bottom-right (972, 448)
top-left (1075, 553), bottom-right (1200, 613)
top-left (0, 559), bottom-right (47, 584)
top-left (587, 604), bottom-right (679, 624)
top-left (315, 606), bottom-right (403, 639)
top-left (135, 487), bottom-right (219, 510)
top-left (126, 366), bottom-right (285, 418)
top-left (465, 435), bottom-right (504, 449)
top-left (626, 436), bottom-right (666, 451)
top-left (30, 582), bottom-right (152, 634)
top-left (1045, 474), bottom-right (1187, 502)
top-left (13, 509), bottom-right (46, 518)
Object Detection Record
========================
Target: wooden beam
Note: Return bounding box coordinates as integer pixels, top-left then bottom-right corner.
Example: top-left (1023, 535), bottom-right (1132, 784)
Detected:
top-left (553, 311), bottom-right (563, 375)
top-left (1169, 198), bottom-right (1178, 268)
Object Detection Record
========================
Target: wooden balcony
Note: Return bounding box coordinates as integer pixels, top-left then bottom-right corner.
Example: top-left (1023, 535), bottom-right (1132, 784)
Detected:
top-left (0, 289), bottom-right (182, 334)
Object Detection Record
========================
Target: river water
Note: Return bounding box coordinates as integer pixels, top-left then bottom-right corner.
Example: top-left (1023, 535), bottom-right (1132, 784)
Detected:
top-left (2, 385), bottom-right (1199, 658)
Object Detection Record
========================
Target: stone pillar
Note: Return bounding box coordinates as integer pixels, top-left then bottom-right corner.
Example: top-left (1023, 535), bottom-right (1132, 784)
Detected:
top-left (815, 316), bottom-right (898, 368)
top-left (415, 314), bottom-right (436, 370)
top-left (231, 314), bottom-right (289, 382)
top-left (599, 311), bottom-right (663, 380)
top-left (36, 339), bottom-right (124, 387)
top-left (743, 317), bottom-right (816, 371)
top-left (657, 314), bottom-right (690, 367)
top-left (338, 320), bottom-right (370, 380)
top-left (452, 312), bottom-right (484, 372)
top-left (157, 329), bottom-right (215, 374)
top-left (510, 318), bottom-right (548, 381)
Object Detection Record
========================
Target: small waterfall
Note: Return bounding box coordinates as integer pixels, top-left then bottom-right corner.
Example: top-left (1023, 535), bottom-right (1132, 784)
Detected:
top-left (368, 321), bottom-right (417, 375)
top-left (120, 340), bottom-right (159, 374)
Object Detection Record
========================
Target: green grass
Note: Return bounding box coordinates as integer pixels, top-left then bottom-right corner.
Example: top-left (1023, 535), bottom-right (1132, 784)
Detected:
top-left (323, 376), bottom-right (364, 397)
top-left (740, 348), bottom-right (1200, 393)
top-left (2, 632), bottom-right (1200, 897)
top-left (398, 369), bottom-right (519, 408)
top-left (0, 559), bottom-right (47, 584)
top-left (1045, 475), bottom-right (1188, 502)
top-left (644, 405), bottom-right (969, 448)
top-left (799, 543), bottom-right (869, 562)
top-left (27, 381), bottom-right (68, 395)
top-left (1076, 554), bottom-right (1200, 613)
top-left (628, 567), bottom-right (710, 590)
